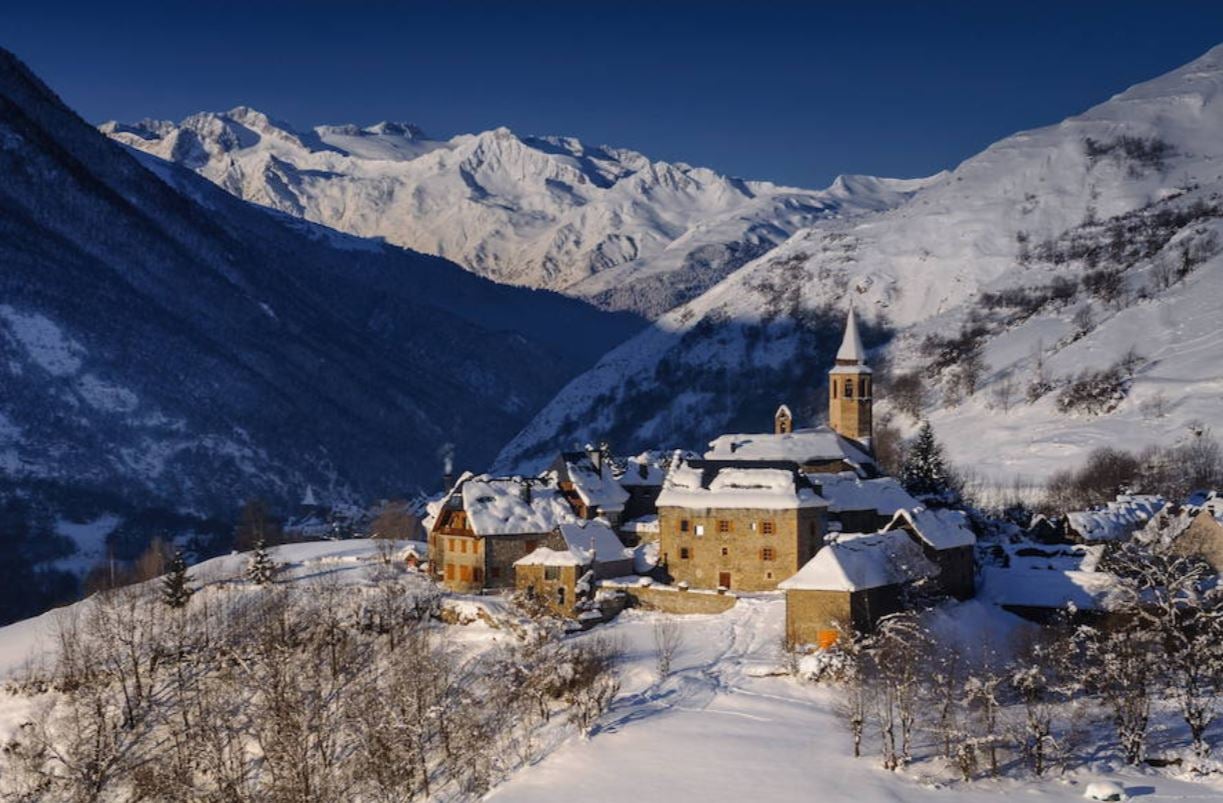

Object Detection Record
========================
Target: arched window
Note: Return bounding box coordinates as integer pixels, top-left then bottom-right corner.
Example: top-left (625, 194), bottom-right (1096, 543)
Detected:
top-left (844, 379), bottom-right (853, 399)
top-left (556, 587), bottom-right (566, 606)
top-left (832, 382), bottom-right (838, 399)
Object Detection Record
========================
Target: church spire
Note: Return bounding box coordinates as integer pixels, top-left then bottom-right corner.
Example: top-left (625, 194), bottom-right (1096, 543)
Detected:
top-left (835, 306), bottom-right (866, 365)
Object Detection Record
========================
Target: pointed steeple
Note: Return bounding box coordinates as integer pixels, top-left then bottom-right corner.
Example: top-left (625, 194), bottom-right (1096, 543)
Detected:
top-left (835, 307), bottom-right (866, 365)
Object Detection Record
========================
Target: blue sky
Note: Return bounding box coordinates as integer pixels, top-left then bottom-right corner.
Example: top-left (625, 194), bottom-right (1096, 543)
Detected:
top-left (7, 2), bottom-right (1223, 187)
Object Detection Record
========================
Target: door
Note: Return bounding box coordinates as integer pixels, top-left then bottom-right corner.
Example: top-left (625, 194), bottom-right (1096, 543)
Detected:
top-left (718, 572), bottom-right (731, 589)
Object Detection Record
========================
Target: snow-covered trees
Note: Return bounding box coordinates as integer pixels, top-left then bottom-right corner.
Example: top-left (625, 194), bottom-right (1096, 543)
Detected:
top-left (899, 421), bottom-right (957, 503)
top-left (1, 571), bottom-right (621, 800)
top-left (246, 540), bottom-right (278, 585)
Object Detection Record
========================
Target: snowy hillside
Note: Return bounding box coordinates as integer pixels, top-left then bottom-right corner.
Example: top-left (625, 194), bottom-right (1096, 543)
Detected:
top-left (497, 43), bottom-right (1223, 485)
top-left (0, 47), bottom-right (639, 517)
top-left (102, 111), bottom-right (930, 317)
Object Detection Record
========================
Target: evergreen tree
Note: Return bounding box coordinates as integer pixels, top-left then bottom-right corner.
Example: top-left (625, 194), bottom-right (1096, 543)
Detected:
top-left (899, 421), bottom-right (957, 502)
top-left (246, 539), bottom-right (278, 586)
top-left (161, 550), bottom-right (194, 609)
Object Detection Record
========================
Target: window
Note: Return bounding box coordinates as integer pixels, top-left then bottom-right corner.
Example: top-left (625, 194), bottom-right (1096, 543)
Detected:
top-left (766, 571), bottom-right (774, 580)
top-left (717, 520), bottom-right (730, 533)
top-left (761, 547), bottom-right (776, 561)
top-left (448, 538), bottom-right (456, 551)
top-left (695, 524), bottom-right (705, 536)
top-left (832, 382), bottom-right (838, 399)
top-left (761, 520), bottom-right (775, 535)
top-left (445, 564), bottom-right (455, 580)
top-left (862, 377), bottom-right (870, 397)
top-left (844, 379), bottom-right (854, 399)
top-left (545, 566), bottom-right (560, 581)
top-left (459, 565), bottom-right (472, 582)
top-left (720, 547), bottom-right (729, 556)
top-left (680, 547), bottom-right (691, 560)
top-left (680, 519), bottom-right (690, 532)
top-left (460, 540), bottom-right (468, 554)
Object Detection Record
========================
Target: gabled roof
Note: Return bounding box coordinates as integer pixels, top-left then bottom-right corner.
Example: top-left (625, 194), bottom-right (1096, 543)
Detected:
top-left (458, 473), bottom-right (579, 537)
top-left (1066, 494), bottom-right (1165, 542)
top-left (704, 426), bottom-right (875, 473)
top-left (558, 451), bottom-right (629, 512)
top-left (515, 520), bottom-right (631, 568)
top-left (779, 531), bottom-right (937, 592)
top-left (885, 507), bottom-right (976, 550)
top-left (815, 472), bottom-right (918, 515)
top-left (655, 459), bottom-right (828, 511)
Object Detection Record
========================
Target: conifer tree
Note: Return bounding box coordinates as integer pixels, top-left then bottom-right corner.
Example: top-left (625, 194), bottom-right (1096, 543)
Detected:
top-left (246, 539), bottom-right (278, 586)
top-left (161, 549), bottom-right (194, 609)
top-left (899, 420), bottom-right (956, 502)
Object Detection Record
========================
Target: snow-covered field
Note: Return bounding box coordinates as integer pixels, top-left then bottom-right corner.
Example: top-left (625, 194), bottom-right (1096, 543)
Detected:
top-left (494, 597), bottom-right (1223, 802)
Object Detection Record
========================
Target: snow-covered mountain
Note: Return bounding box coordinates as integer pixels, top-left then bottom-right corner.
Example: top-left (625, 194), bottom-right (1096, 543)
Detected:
top-left (102, 111), bottom-right (930, 317)
top-left (496, 44), bottom-right (1223, 487)
top-left (0, 48), bottom-right (639, 516)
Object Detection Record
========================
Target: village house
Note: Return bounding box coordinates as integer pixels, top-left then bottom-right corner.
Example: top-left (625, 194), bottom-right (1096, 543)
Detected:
top-left (779, 531), bottom-right (937, 647)
top-left (656, 459), bottom-right (828, 592)
top-left (979, 542), bottom-right (1121, 624)
top-left (514, 520), bottom-right (635, 619)
top-left (549, 447), bottom-right (629, 527)
top-left (812, 472), bottom-right (920, 535)
top-left (882, 507), bottom-right (977, 600)
top-left (428, 472), bottom-right (578, 593)
top-left (1164, 493), bottom-right (1223, 572)
top-left (1065, 494), bottom-right (1165, 544)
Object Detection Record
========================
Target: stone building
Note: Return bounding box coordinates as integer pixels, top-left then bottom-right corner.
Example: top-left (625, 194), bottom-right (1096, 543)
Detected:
top-left (1169, 505), bottom-right (1223, 573)
top-left (514, 520), bottom-right (634, 618)
top-left (827, 306), bottom-right (873, 446)
top-left (780, 531), bottom-right (937, 647)
top-left (656, 459), bottom-right (828, 592)
top-left (882, 507), bottom-right (977, 600)
top-left (550, 447), bottom-right (629, 527)
top-left (428, 472), bottom-right (577, 593)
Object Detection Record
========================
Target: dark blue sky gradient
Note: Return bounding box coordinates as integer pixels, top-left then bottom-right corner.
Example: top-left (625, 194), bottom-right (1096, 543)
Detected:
top-left (7, 2), bottom-right (1223, 187)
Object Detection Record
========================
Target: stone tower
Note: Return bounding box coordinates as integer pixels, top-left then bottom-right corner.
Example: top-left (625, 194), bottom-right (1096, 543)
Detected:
top-left (774, 404), bottom-right (793, 434)
top-left (828, 308), bottom-right (873, 445)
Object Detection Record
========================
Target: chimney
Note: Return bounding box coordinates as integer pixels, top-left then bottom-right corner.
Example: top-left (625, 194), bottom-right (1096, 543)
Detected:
top-left (439, 442), bottom-right (455, 494)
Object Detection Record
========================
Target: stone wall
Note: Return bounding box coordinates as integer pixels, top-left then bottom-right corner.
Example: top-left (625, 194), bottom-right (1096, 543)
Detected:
top-left (603, 582), bottom-right (738, 615)
top-left (785, 584), bottom-right (902, 647)
top-left (1171, 510), bottom-right (1223, 573)
top-left (516, 562), bottom-right (581, 617)
top-left (658, 505), bottom-right (823, 592)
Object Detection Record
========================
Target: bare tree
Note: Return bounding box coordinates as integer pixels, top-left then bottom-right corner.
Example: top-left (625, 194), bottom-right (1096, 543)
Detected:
top-left (653, 618), bottom-right (684, 678)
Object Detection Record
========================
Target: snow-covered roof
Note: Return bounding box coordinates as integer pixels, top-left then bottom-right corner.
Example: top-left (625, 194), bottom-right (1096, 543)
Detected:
top-left (460, 474), bottom-right (579, 537)
top-left (835, 307), bottom-right (866, 364)
top-left (779, 531), bottom-right (937, 592)
top-left (656, 461), bottom-right (829, 511)
top-left (815, 472), bottom-right (918, 515)
top-left (1066, 494), bottom-right (1165, 542)
top-left (980, 567), bottom-right (1125, 612)
top-left (557, 521), bottom-right (632, 564)
top-left (617, 452), bottom-right (668, 487)
top-left (704, 426), bottom-right (874, 469)
top-left (560, 452), bottom-right (629, 512)
top-left (776, 404), bottom-right (793, 419)
top-left (885, 507), bottom-right (976, 550)
top-left (515, 521), bottom-right (631, 568)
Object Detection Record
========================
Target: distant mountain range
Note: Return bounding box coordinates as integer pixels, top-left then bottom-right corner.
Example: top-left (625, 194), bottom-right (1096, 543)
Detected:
top-left (103, 111), bottom-right (933, 317)
top-left (0, 47), bottom-right (639, 517)
top-left (495, 44), bottom-right (1223, 487)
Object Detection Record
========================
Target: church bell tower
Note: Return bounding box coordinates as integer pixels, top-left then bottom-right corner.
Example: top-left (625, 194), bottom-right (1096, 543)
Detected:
top-left (828, 308), bottom-right (873, 445)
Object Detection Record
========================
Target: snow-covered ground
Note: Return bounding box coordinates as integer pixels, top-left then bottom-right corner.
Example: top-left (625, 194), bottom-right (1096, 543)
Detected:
top-left (1, 538), bottom-right (1222, 800)
top-left (491, 598), bottom-right (1223, 802)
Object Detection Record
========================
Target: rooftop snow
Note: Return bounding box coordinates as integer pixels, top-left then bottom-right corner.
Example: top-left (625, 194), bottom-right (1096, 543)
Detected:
top-left (779, 531), bottom-right (937, 592)
top-left (460, 474), bottom-right (579, 537)
top-left (704, 426), bottom-right (873, 468)
top-left (561, 452), bottom-right (629, 511)
top-left (557, 520), bottom-right (632, 564)
top-left (981, 567), bottom-right (1124, 612)
top-left (886, 507), bottom-right (976, 550)
top-left (815, 472), bottom-right (918, 515)
top-left (656, 461), bottom-right (828, 511)
top-left (1067, 494), bottom-right (1165, 542)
